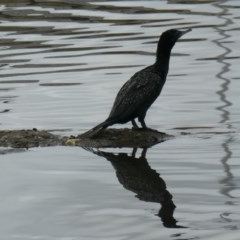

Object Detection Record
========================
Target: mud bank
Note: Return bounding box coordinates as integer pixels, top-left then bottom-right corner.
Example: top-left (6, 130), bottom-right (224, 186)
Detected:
top-left (0, 128), bottom-right (171, 152)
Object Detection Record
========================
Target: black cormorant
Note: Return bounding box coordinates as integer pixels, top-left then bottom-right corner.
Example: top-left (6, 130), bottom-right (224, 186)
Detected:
top-left (89, 28), bottom-right (191, 134)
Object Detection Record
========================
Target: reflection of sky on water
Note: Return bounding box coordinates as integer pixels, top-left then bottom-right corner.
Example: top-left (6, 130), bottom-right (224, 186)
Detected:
top-left (0, 1), bottom-right (240, 239)
top-left (213, 1), bottom-right (236, 203)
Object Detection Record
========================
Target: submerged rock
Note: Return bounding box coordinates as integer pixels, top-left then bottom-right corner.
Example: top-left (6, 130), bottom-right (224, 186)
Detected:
top-left (0, 128), bottom-right (172, 150)
top-left (0, 129), bottom-right (61, 149)
top-left (66, 128), bottom-right (172, 148)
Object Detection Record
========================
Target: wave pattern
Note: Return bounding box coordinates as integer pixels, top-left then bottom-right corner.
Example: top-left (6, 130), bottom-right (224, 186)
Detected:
top-left (0, 1), bottom-right (240, 239)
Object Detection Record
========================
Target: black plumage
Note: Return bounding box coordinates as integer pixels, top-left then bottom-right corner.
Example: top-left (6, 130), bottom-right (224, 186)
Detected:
top-left (90, 28), bottom-right (191, 134)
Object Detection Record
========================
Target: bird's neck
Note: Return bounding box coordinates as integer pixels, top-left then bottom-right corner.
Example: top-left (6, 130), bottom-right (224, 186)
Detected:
top-left (154, 57), bottom-right (169, 80)
top-left (155, 44), bottom-right (172, 80)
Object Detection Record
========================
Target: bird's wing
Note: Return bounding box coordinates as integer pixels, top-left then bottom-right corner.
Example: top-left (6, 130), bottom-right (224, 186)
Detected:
top-left (108, 70), bottom-right (162, 121)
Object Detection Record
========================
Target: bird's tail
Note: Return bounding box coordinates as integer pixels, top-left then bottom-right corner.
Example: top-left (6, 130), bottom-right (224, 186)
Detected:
top-left (81, 119), bottom-right (114, 138)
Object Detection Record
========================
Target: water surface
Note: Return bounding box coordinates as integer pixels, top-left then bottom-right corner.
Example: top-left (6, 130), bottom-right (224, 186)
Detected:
top-left (0, 0), bottom-right (240, 239)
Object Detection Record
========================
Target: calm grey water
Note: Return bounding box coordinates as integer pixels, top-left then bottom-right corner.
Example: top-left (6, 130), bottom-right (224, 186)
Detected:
top-left (0, 0), bottom-right (240, 239)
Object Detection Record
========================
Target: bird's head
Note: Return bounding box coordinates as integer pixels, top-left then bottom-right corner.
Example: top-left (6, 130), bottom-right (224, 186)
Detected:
top-left (159, 28), bottom-right (192, 50)
top-left (155, 28), bottom-right (192, 77)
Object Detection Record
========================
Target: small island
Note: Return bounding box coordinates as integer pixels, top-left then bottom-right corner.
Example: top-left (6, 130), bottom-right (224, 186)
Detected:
top-left (0, 128), bottom-right (172, 152)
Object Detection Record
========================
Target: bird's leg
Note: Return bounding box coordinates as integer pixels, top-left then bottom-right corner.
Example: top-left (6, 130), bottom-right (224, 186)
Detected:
top-left (141, 148), bottom-right (148, 158)
top-left (138, 117), bottom-right (148, 130)
top-left (132, 147), bottom-right (137, 157)
top-left (140, 120), bottom-right (147, 129)
top-left (131, 119), bottom-right (139, 129)
top-left (138, 117), bottom-right (157, 132)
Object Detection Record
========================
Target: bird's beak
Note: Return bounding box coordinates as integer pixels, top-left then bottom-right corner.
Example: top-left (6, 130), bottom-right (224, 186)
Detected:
top-left (180, 28), bottom-right (192, 37)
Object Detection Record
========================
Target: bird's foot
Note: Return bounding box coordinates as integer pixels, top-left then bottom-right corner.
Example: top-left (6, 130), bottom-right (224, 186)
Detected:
top-left (132, 126), bottom-right (140, 130)
top-left (134, 127), bottom-right (158, 132)
top-left (134, 127), bottom-right (148, 131)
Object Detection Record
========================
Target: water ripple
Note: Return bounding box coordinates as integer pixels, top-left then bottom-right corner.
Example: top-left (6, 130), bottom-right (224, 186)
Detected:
top-left (0, 1), bottom-right (240, 239)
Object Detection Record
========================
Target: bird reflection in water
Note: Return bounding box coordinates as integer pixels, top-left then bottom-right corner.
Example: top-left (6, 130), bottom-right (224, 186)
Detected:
top-left (86, 147), bottom-right (185, 228)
